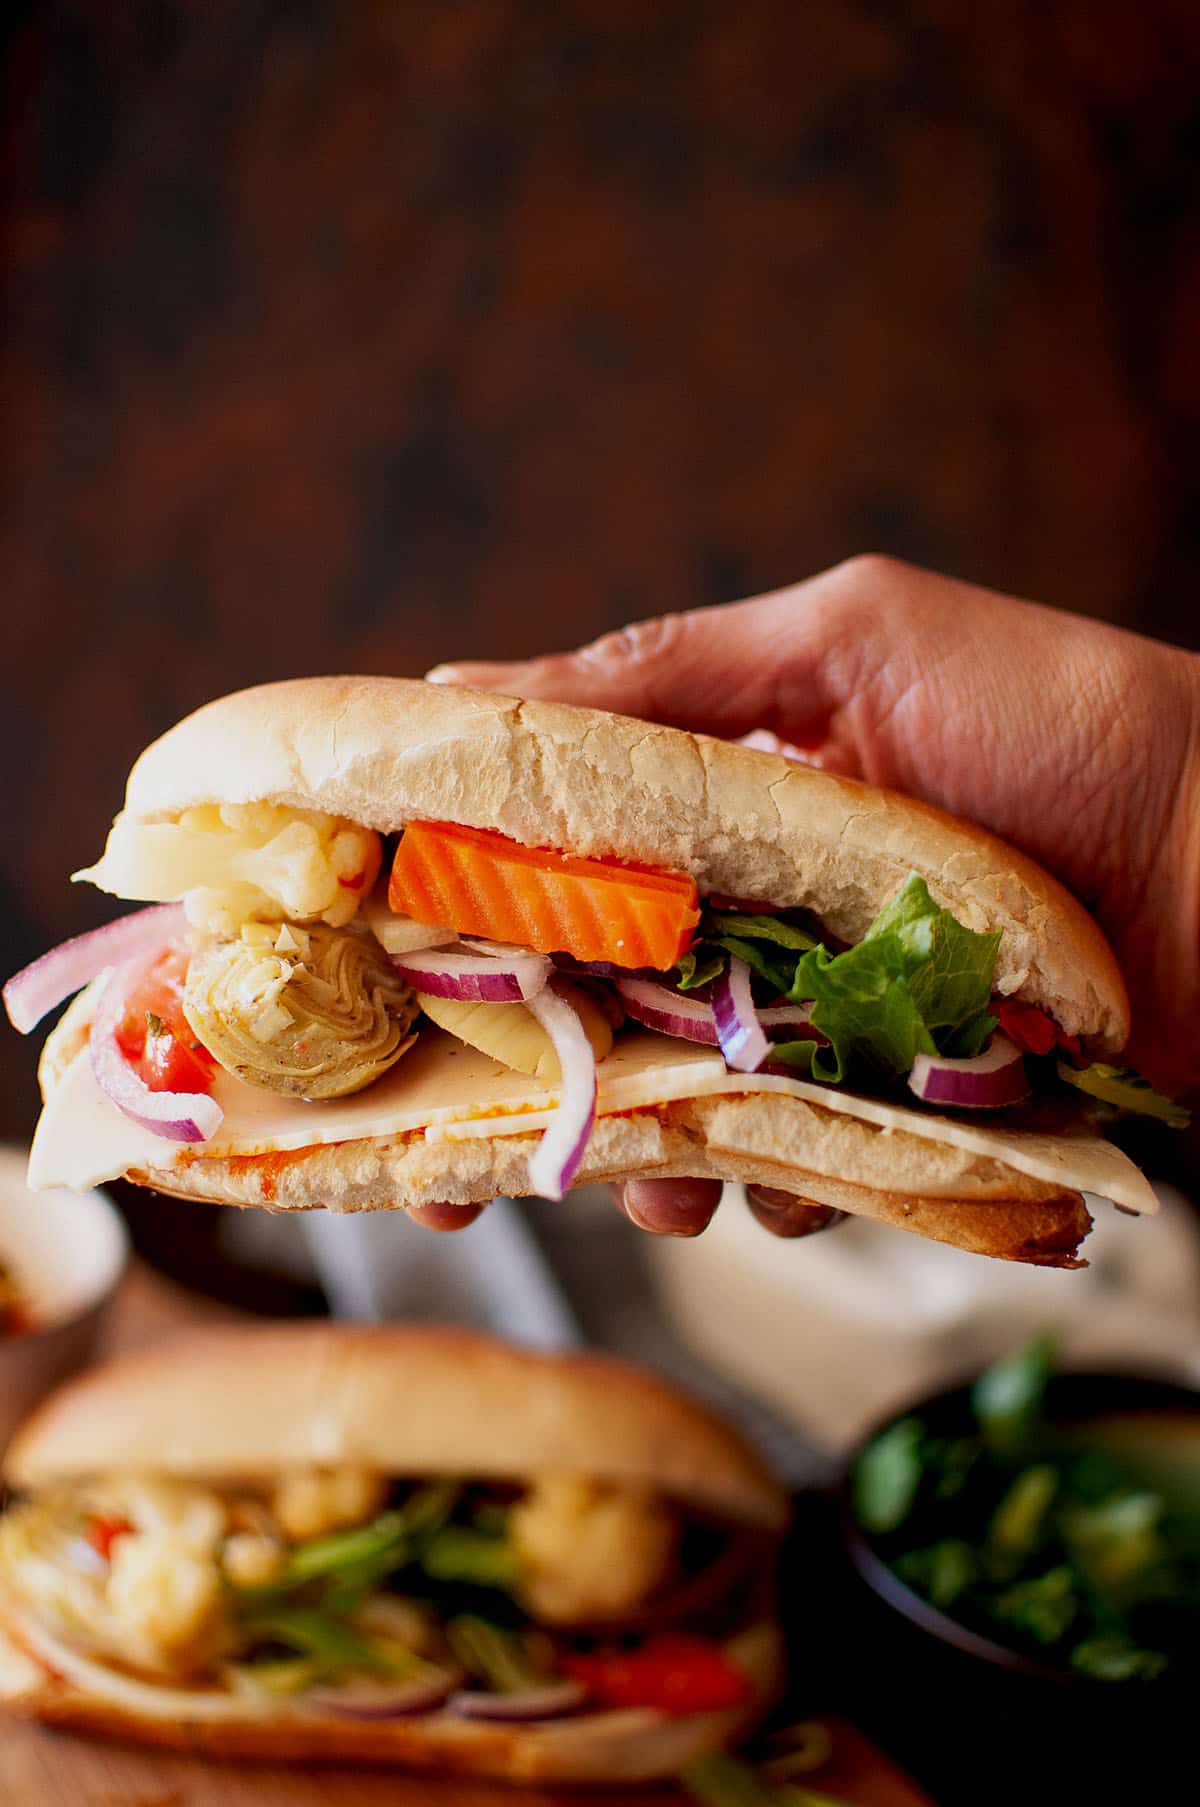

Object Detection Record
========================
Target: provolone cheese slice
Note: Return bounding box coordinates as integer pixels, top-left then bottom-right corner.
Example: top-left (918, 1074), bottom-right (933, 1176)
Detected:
top-left (28, 1023), bottom-right (1159, 1215)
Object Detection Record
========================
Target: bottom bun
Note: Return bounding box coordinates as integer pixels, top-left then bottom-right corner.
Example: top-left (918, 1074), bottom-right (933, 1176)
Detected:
top-left (136, 1090), bottom-right (1093, 1266)
top-left (0, 1608), bottom-right (781, 1783)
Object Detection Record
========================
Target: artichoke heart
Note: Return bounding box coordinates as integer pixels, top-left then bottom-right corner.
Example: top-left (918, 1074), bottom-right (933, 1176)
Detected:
top-left (183, 925), bottom-right (418, 1098)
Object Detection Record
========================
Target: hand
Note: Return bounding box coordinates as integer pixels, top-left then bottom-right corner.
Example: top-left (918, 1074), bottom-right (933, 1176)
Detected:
top-left (619, 1181), bottom-right (846, 1239)
top-left (416, 555), bottom-right (1200, 1235)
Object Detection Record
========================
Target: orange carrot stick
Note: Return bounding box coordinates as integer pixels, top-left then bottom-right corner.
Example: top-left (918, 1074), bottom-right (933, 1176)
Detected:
top-left (388, 821), bottom-right (699, 970)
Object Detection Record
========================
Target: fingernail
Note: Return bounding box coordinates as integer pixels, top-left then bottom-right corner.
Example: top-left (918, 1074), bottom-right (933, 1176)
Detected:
top-left (619, 1186), bottom-right (659, 1232)
top-left (425, 664), bottom-right (463, 684)
top-left (620, 1185), bottom-right (704, 1238)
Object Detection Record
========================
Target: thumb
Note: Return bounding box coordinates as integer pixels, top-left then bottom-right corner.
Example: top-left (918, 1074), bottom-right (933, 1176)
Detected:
top-left (425, 578), bottom-right (869, 746)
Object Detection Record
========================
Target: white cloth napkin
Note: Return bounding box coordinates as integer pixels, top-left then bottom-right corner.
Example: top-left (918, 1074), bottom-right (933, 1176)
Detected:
top-left (296, 1199), bottom-right (582, 1348)
top-left (646, 1185), bottom-right (1200, 1453)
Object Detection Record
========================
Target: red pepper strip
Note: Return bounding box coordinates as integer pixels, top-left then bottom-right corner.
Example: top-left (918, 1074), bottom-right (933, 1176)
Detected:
top-left (992, 998), bottom-right (1083, 1062)
top-left (563, 1633), bottom-right (751, 1715)
top-left (87, 1515), bottom-right (134, 1562)
top-left (993, 998), bottom-right (1058, 1056)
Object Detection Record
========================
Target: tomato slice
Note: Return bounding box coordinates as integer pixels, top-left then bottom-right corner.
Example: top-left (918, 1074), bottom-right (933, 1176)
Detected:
top-left (114, 944), bottom-right (216, 1094)
top-left (87, 1515), bottom-right (134, 1562)
top-left (993, 998), bottom-right (1082, 1062)
top-left (563, 1633), bottom-right (751, 1715)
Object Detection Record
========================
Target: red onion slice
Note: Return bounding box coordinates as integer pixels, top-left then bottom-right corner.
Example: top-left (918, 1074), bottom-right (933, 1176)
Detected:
top-left (306, 1668), bottom-right (463, 1719)
top-left (552, 954), bottom-right (638, 981)
top-left (459, 935), bottom-right (544, 961)
top-left (711, 957), bottom-right (770, 1073)
top-left (3, 903), bottom-right (186, 1035)
top-left (909, 1034), bottom-right (1030, 1110)
top-left (760, 1001), bottom-right (822, 1034)
top-left (448, 1680), bottom-right (588, 1721)
top-left (525, 986), bottom-right (597, 1199)
top-left (362, 892), bottom-right (457, 958)
top-left (616, 976), bottom-right (818, 1053)
top-left (392, 945), bottom-right (551, 1002)
top-left (615, 977), bottom-right (720, 1043)
top-left (89, 960), bottom-right (223, 1144)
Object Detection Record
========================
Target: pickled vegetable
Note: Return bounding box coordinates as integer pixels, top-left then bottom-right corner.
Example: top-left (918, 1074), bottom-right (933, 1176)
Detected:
top-left (183, 924), bottom-right (417, 1098)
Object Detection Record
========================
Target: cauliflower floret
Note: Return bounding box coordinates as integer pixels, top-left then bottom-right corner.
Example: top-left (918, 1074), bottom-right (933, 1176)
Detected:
top-left (511, 1475), bottom-right (677, 1624)
top-left (272, 1466), bottom-right (387, 1544)
top-left (80, 1476), bottom-right (232, 1674)
top-left (86, 1475), bottom-right (228, 1552)
top-left (107, 1533), bottom-right (225, 1666)
top-left (75, 801), bottom-right (381, 935)
top-left (4, 1478), bottom-right (236, 1679)
top-left (221, 1532), bottom-right (286, 1590)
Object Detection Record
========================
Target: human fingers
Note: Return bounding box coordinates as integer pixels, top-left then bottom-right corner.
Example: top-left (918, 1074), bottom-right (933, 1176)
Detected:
top-left (613, 1177), bottom-right (723, 1237)
top-left (744, 1185), bottom-right (847, 1239)
top-left (405, 1199), bottom-right (488, 1232)
top-left (427, 557), bottom-right (1200, 1084)
top-left (424, 562), bottom-right (882, 749)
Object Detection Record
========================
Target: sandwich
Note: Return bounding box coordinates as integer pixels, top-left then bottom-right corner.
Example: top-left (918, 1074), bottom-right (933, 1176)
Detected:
top-left (0, 1324), bottom-right (785, 1780)
top-left (4, 676), bottom-right (1184, 1265)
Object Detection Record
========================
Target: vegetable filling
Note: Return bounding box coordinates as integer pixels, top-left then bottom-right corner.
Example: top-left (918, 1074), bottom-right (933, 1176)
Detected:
top-left (0, 1468), bottom-right (759, 1719)
top-left (5, 811), bottom-right (1187, 1197)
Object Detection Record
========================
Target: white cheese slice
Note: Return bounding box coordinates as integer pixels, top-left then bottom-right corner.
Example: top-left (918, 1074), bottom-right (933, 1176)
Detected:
top-left (28, 1026), bottom-right (1159, 1215)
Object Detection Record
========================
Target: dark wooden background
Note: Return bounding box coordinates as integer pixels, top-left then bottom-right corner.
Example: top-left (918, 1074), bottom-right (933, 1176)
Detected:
top-left (3, 0), bottom-right (1199, 1141)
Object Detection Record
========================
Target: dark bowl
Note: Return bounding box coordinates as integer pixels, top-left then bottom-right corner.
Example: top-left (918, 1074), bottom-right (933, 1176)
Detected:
top-left (842, 1367), bottom-right (1200, 1686)
top-left (820, 1367), bottom-right (1198, 1800)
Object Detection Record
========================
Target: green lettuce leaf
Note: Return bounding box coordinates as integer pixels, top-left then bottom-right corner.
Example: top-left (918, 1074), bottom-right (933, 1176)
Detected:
top-left (789, 874), bottom-right (1000, 1083)
top-left (762, 1037), bottom-right (822, 1074)
top-left (705, 912), bottom-right (818, 953)
top-left (673, 912), bottom-right (816, 994)
top-left (1056, 1062), bottom-right (1190, 1128)
top-left (673, 947), bottom-right (726, 991)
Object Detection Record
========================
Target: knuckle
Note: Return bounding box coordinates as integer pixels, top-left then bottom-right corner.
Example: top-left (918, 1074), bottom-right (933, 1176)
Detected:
top-left (830, 552), bottom-right (913, 593)
top-left (577, 613), bottom-right (687, 671)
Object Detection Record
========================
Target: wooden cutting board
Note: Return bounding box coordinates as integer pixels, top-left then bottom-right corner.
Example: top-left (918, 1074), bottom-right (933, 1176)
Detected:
top-left (0, 1269), bottom-right (934, 1806)
top-left (0, 1714), bottom-right (933, 1807)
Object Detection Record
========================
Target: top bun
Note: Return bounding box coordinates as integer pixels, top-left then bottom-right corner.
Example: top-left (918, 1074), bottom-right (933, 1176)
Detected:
top-left (82, 676), bottom-right (1128, 1049)
top-left (3, 1323), bottom-right (788, 1533)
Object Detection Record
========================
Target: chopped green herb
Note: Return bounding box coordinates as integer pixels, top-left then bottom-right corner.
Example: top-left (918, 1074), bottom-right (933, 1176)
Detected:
top-left (1070, 1636), bottom-right (1169, 1682)
top-left (894, 1538), bottom-right (976, 1610)
top-left (972, 1334), bottom-right (1054, 1457)
top-left (853, 1417), bottom-right (923, 1535)
top-left (1063, 1493), bottom-right (1165, 1591)
top-left (992, 1566), bottom-right (1078, 1646)
top-left (989, 1465), bottom-right (1058, 1560)
top-left (853, 1337), bottom-right (1199, 1681)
